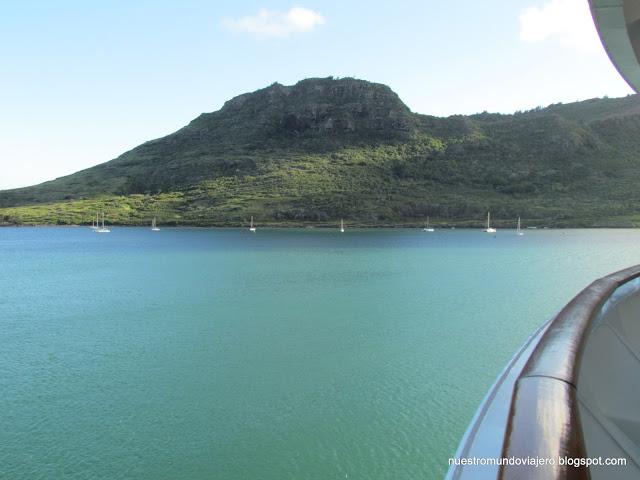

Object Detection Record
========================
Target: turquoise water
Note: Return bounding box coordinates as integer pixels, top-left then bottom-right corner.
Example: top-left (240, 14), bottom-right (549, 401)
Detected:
top-left (3, 227), bottom-right (640, 479)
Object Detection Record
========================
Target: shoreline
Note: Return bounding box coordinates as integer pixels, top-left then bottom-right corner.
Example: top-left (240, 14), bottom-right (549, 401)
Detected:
top-left (1, 223), bottom-right (637, 230)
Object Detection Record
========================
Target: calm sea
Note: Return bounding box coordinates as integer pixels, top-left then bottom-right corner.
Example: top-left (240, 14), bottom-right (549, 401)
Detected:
top-left (3, 227), bottom-right (640, 479)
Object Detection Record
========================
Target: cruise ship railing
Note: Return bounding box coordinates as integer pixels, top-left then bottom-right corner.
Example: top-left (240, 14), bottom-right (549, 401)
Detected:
top-left (499, 264), bottom-right (640, 480)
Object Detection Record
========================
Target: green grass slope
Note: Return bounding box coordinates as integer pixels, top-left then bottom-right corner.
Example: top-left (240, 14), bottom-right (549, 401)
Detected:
top-left (2, 77), bottom-right (640, 227)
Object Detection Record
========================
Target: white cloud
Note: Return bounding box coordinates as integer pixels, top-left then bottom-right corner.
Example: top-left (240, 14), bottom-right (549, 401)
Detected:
top-left (223, 7), bottom-right (325, 38)
top-left (519, 0), bottom-right (602, 53)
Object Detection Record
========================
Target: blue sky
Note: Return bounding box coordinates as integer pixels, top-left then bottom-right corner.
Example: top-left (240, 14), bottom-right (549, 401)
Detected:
top-left (0, 0), bottom-right (634, 189)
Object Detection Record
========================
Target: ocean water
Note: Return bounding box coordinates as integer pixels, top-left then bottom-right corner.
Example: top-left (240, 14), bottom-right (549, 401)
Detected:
top-left (2, 227), bottom-right (640, 479)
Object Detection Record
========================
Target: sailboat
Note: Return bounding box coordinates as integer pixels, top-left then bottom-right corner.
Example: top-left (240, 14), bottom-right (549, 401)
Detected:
top-left (516, 217), bottom-right (524, 236)
top-left (484, 212), bottom-right (496, 233)
top-left (151, 217), bottom-right (160, 231)
top-left (423, 216), bottom-right (434, 232)
top-left (340, 219), bottom-right (345, 233)
top-left (249, 216), bottom-right (256, 232)
top-left (90, 212), bottom-right (99, 229)
top-left (96, 212), bottom-right (110, 233)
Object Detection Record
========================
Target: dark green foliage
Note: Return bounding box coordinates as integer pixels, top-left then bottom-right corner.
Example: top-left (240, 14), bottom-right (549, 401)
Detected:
top-left (2, 78), bottom-right (640, 227)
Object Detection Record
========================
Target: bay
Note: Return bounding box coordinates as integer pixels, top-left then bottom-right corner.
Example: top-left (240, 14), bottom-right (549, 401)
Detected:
top-left (2, 227), bottom-right (639, 479)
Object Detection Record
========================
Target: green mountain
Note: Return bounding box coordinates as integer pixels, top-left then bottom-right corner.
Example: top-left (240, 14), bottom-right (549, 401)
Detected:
top-left (3, 77), bottom-right (640, 227)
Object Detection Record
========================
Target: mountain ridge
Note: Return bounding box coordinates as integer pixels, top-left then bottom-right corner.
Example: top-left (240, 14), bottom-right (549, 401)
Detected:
top-left (2, 77), bottom-right (640, 227)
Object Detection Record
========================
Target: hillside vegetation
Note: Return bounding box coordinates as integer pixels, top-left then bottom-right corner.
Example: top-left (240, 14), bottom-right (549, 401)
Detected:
top-left (2, 77), bottom-right (640, 227)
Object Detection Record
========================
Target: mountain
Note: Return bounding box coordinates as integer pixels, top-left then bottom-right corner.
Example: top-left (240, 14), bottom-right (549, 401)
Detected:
top-left (2, 77), bottom-right (640, 227)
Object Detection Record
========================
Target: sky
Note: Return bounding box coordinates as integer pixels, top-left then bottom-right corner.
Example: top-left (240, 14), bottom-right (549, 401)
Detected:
top-left (0, 0), bottom-right (634, 190)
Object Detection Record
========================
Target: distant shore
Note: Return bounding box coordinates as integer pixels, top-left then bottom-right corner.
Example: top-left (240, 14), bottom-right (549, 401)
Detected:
top-left (1, 221), bottom-right (638, 229)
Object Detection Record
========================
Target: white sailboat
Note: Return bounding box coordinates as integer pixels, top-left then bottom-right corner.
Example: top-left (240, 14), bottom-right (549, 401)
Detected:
top-left (484, 212), bottom-right (496, 233)
top-left (249, 216), bottom-right (256, 232)
top-left (90, 212), bottom-right (99, 229)
top-left (151, 217), bottom-right (160, 231)
top-left (516, 217), bottom-right (524, 236)
top-left (96, 212), bottom-right (110, 233)
top-left (340, 219), bottom-right (345, 233)
top-left (423, 216), bottom-right (434, 232)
